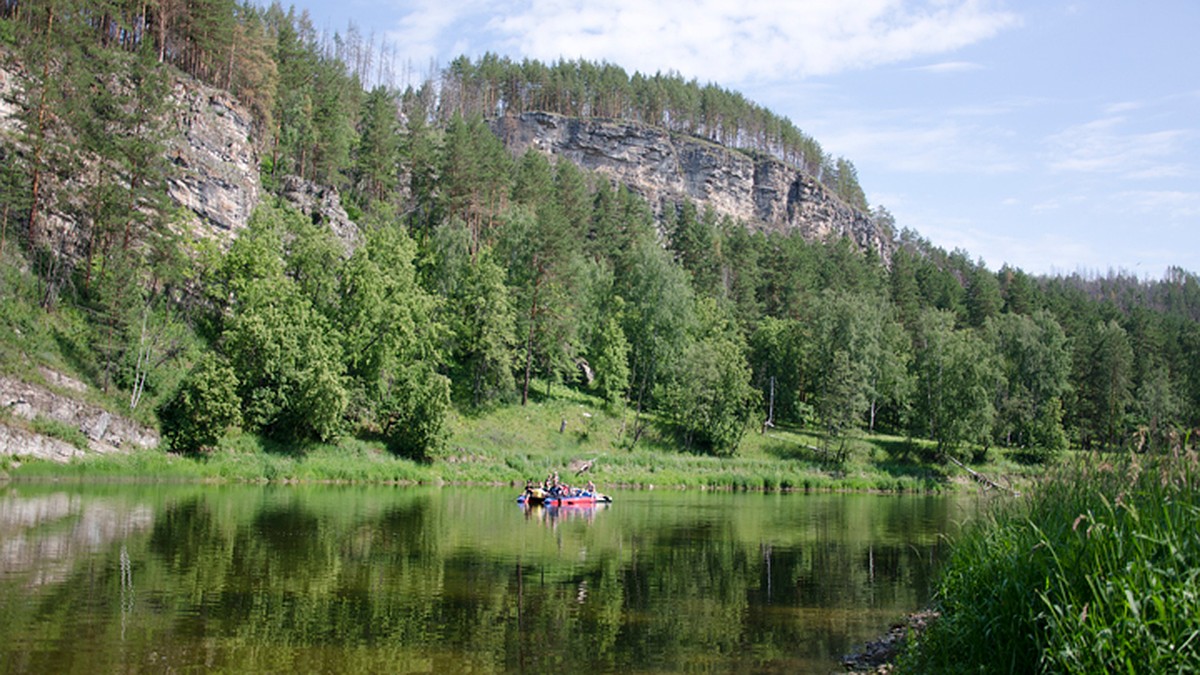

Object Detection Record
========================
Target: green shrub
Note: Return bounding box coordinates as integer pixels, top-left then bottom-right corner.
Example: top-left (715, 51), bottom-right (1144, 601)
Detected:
top-left (0, 18), bottom-right (16, 46)
top-left (381, 367), bottom-right (451, 461)
top-left (158, 354), bottom-right (242, 454)
top-left (31, 416), bottom-right (90, 450)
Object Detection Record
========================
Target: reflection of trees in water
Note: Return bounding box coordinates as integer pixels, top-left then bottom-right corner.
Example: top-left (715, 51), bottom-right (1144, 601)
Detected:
top-left (0, 488), bottom-right (961, 672)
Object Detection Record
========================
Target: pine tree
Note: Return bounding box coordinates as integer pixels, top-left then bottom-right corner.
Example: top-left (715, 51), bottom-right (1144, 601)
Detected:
top-left (354, 85), bottom-right (401, 205)
top-left (1073, 319), bottom-right (1134, 449)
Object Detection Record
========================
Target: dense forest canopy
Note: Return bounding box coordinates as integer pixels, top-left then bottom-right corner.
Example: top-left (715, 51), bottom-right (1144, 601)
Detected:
top-left (2, 0), bottom-right (1200, 463)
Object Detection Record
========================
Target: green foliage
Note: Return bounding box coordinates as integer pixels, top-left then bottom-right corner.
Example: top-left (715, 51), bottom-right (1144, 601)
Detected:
top-left (590, 311), bottom-right (631, 405)
top-left (749, 316), bottom-right (812, 427)
top-left (220, 205), bottom-right (348, 443)
top-left (965, 263), bottom-right (1003, 328)
top-left (0, 17), bottom-right (16, 46)
top-left (379, 366), bottom-right (451, 460)
top-left (1029, 396), bottom-right (1068, 461)
top-left (353, 86), bottom-right (402, 203)
top-left (619, 231), bottom-right (696, 409)
top-left (828, 157), bottom-right (869, 211)
top-left (658, 301), bottom-right (759, 456)
top-left (985, 310), bottom-right (1071, 460)
top-left (904, 452), bottom-right (1200, 673)
top-left (338, 222), bottom-right (441, 397)
top-left (668, 201), bottom-right (722, 296)
top-left (223, 295), bottom-right (346, 442)
top-left (910, 309), bottom-right (1000, 457)
top-left (1072, 319), bottom-right (1134, 449)
top-left (30, 416), bottom-right (90, 450)
top-left (1133, 365), bottom-right (1182, 452)
top-left (435, 114), bottom-right (513, 247)
top-left (810, 290), bottom-right (908, 448)
top-left (158, 354), bottom-right (242, 454)
top-left (444, 243), bottom-right (518, 407)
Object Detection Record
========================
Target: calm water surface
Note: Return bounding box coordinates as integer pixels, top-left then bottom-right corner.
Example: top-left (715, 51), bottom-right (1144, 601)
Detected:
top-left (0, 483), bottom-right (979, 673)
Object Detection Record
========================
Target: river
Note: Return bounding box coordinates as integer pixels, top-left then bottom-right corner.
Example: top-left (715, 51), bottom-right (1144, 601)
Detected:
top-left (0, 483), bottom-right (979, 673)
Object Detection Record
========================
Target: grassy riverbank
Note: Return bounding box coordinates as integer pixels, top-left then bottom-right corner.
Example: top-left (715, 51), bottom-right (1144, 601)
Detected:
top-left (3, 383), bottom-right (1044, 493)
top-left (899, 448), bottom-right (1200, 672)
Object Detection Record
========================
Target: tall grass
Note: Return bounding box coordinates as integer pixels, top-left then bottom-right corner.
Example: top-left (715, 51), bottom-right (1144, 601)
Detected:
top-left (901, 449), bottom-right (1200, 673)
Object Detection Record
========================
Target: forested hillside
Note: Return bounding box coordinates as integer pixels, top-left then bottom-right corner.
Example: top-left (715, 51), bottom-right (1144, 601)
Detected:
top-left (2, 0), bottom-right (1199, 464)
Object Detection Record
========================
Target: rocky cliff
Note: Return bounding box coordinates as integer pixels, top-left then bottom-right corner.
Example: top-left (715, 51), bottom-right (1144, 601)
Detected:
top-left (0, 64), bottom-right (358, 460)
top-left (165, 80), bottom-right (359, 252)
top-left (0, 61), bottom-right (356, 252)
top-left (166, 76), bottom-right (262, 238)
top-left (0, 370), bottom-right (159, 464)
top-left (166, 76), bottom-right (358, 251)
top-left (492, 112), bottom-right (891, 261)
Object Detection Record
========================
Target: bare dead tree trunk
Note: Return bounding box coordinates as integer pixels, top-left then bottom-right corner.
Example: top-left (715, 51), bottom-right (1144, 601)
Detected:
top-left (130, 305), bottom-right (151, 409)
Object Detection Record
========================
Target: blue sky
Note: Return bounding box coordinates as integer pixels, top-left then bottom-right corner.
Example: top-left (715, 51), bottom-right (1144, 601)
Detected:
top-left (281, 0), bottom-right (1200, 277)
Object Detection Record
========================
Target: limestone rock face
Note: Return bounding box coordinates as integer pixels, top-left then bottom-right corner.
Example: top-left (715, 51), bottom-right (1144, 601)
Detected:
top-left (166, 79), bottom-right (359, 251)
top-left (0, 61), bottom-right (18, 137)
top-left (492, 112), bottom-right (890, 261)
top-left (166, 77), bottom-right (261, 240)
top-left (279, 175), bottom-right (361, 254)
top-left (0, 374), bottom-right (159, 461)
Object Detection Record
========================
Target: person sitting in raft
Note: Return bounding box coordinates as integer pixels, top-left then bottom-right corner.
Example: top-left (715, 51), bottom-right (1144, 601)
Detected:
top-left (585, 480), bottom-right (596, 496)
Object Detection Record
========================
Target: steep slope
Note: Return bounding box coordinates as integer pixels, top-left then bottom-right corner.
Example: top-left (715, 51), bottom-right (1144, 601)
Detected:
top-left (493, 111), bottom-right (891, 261)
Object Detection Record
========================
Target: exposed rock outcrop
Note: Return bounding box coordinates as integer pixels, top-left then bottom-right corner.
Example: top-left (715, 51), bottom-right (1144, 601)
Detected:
top-left (166, 76), bottom-right (261, 240)
top-left (0, 374), bottom-right (159, 462)
top-left (0, 58), bottom-right (17, 137)
top-left (165, 78), bottom-right (361, 251)
top-left (492, 112), bottom-right (890, 261)
top-left (842, 610), bottom-right (939, 673)
top-left (279, 175), bottom-right (362, 254)
top-left (2, 58), bottom-right (359, 254)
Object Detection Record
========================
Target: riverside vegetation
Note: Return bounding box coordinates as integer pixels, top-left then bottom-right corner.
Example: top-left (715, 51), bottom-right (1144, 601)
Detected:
top-left (901, 448), bottom-right (1200, 672)
top-left (2, 3), bottom-right (1200, 670)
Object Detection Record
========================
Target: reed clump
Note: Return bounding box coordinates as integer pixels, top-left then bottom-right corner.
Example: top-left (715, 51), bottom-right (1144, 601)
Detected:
top-left (901, 448), bottom-right (1200, 673)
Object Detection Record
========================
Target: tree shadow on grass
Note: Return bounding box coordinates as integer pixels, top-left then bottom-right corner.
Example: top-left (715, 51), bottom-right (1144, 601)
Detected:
top-left (51, 327), bottom-right (99, 388)
top-left (761, 439), bottom-right (819, 462)
top-left (873, 458), bottom-right (950, 484)
top-left (229, 432), bottom-right (321, 459)
top-left (759, 425), bottom-right (841, 464)
top-left (871, 436), bottom-right (950, 484)
top-left (762, 430), bottom-right (951, 486)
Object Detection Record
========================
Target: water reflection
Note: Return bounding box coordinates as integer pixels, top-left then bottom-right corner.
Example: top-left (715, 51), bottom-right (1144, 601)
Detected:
top-left (0, 490), bottom-right (154, 587)
top-left (0, 484), bottom-right (976, 673)
top-left (521, 502), bottom-right (609, 527)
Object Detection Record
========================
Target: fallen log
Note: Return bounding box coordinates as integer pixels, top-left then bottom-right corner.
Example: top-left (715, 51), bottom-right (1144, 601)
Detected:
top-left (944, 454), bottom-right (1019, 496)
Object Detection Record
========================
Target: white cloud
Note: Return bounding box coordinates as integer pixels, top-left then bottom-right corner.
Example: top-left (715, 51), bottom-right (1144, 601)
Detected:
top-left (1046, 116), bottom-right (1192, 178)
top-left (814, 113), bottom-right (1021, 175)
top-left (1117, 190), bottom-right (1200, 220)
top-left (910, 61), bottom-right (985, 74)
top-left (384, 0), bottom-right (497, 71)
top-left (1103, 100), bottom-right (1143, 115)
top-left (385, 0), bottom-right (1018, 84)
